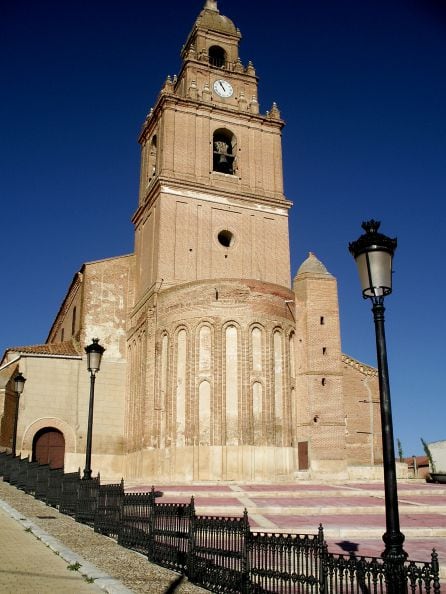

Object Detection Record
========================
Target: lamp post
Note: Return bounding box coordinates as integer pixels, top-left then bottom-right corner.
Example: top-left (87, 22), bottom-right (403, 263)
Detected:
top-left (12, 372), bottom-right (26, 457)
top-left (83, 338), bottom-right (105, 480)
top-left (349, 220), bottom-right (407, 580)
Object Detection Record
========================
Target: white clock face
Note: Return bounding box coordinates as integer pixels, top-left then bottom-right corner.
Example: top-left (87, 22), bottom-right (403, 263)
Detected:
top-left (213, 79), bottom-right (233, 98)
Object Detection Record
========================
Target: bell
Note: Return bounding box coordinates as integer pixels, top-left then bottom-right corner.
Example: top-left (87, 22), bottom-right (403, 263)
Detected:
top-left (218, 154), bottom-right (228, 164)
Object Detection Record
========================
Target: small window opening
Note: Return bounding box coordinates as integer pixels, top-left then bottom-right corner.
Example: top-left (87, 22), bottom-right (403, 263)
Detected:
top-left (209, 45), bottom-right (226, 68)
top-left (217, 229), bottom-right (234, 247)
top-left (321, 378), bottom-right (326, 386)
top-left (71, 307), bottom-right (77, 336)
top-left (322, 347), bottom-right (327, 355)
top-left (61, 328), bottom-right (64, 342)
top-left (320, 316), bottom-right (325, 325)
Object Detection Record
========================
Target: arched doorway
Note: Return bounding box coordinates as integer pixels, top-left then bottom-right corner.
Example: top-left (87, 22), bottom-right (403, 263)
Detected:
top-left (33, 428), bottom-right (65, 469)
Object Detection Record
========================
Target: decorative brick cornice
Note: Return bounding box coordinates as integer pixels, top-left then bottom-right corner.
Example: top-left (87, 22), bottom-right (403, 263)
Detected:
top-left (342, 354), bottom-right (378, 377)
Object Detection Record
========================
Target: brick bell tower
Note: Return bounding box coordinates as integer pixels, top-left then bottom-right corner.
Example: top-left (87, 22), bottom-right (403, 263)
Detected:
top-left (126, 1), bottom-right (299, 482)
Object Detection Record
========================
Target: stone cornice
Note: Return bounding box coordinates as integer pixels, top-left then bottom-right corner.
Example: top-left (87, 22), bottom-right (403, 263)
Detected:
top-left (342, 354), bottom-right (378, 377)
top-left (139, 93), bottom-right (283, 144)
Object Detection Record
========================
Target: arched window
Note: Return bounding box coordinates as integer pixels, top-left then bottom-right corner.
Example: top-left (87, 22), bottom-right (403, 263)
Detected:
top-left (213, 129), bottom-right (236, 174)
top-left (148, 135), bottom-right (157, 180)
top-left (209, 45), bottom-right (226, 68)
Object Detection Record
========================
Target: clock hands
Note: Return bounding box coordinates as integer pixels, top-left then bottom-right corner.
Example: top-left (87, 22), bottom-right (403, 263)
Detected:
top-left (213, 79), bottom-right (233, 97)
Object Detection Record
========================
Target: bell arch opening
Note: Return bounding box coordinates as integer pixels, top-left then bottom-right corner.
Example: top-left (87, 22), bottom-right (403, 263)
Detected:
top-left (209, 45), bottom-right (226, 68)
top-left (213, 128), bottom-right (236, 174)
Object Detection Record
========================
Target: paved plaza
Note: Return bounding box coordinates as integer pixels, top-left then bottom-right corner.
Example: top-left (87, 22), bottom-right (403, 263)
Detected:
top-left (0, 478), bottom-right (444, 592)
top-left (128, 480), bottom-right (446, 572)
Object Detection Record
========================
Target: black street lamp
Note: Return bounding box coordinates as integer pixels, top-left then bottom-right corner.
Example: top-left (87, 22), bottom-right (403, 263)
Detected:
top-left (349, 221), bottom-right (407, 577)
top-left (83, 338), bottom-right (105, 480)
top-left (12, 372), bottom-right (26, 457)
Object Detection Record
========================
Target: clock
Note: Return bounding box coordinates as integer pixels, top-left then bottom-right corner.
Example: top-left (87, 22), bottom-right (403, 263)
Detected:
top-left (213, 79), bottom-right (234, 98)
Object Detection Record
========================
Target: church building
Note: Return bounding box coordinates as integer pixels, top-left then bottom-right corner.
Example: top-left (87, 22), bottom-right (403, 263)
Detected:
top-left (0, 1), bottom-right (383, 482)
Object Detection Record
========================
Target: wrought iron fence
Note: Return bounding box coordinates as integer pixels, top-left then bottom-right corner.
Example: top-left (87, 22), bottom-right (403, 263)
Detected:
top-left (0, 452), bottom-right (441, 594)
top-left (35, 464), bottom-right (50, 501)
top-left (24, 461), bottom-right (39, 495)
top-left (188, 511), bottom-right (250, 594)
top-left (59, 470), bottom-right (81, 516)
top-left (149, 498), bottom-right (195, 572)
top-left (16, 456), bottom-right (30, 490)
top-left (94, 479), bottom-right (124, 539)
top-left (46, 468), bottom-right (64, 508)
top-left (118, 491), bottom-right (153, 554)
top-left (248, 528), bottom-right (324, 594)
top-left (320, 545), bottom-right (441, 594)
top-left (76, 475), bottom-right (100, 526)
top-left (2, 454), bottom-right (19, 483)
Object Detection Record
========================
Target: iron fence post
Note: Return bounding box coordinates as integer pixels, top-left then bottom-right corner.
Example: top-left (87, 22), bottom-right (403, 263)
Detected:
top-left (318, 525), bottom-right (327, 594)
top-left (241, 509), bottom-right (250, 594)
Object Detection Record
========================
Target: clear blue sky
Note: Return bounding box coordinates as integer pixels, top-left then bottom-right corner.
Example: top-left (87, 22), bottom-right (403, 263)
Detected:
top-left (2, 1), bottom-right (445, 456)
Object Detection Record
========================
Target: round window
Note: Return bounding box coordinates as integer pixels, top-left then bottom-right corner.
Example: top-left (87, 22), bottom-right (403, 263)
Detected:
top-left (217, 229), bottom-right (234, 248)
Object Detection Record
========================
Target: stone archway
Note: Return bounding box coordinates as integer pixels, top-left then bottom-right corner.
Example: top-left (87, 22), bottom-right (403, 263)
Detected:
top-left (22, 417), bottom-right (76, 462)
top-left (33, 428), bottom-right (65, 469)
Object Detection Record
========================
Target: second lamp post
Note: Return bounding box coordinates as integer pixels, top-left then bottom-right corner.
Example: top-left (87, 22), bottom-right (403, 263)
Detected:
top-left (83, 338), bottom-right (105, 480)
top-left (12, 372), bottom-right (26, 457)
top-left (349, 220), bottom-right (407, 580)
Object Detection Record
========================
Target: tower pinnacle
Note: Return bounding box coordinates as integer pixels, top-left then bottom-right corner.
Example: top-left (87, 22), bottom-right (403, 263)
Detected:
top-left (204, 0), bottom-right (218, 11)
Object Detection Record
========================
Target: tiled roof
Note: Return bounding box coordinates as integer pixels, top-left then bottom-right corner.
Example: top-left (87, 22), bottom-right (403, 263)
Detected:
top-left (404, 456), bottom-right (429, 466)
top-left (6, 341), bottom-right (82, 357)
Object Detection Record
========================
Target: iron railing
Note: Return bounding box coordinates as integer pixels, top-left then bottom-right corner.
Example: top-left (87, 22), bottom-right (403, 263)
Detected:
top-left (35, 463), bottom-right (51, 501)
top-left (0, 451), bottom-right (441, 594)
top-left (118, 491), bottom-right (153, 554)
top-left (149, 498), bottom-right (195, 572)
top-left (189, 511), bottom-right (250, 593)
top-left (94, 479), bottom-right (124, 539)
top-left (249, 529), bottom-right (324, 594)
top-left (46, 467), bottom-right (64, 507)
top-left (76, 475), bottom-right (100, 526)
top-left (59, 470), bottom-right (81, 516)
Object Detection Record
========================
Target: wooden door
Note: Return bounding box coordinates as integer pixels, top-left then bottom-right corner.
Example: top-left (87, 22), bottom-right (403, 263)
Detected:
top-left (33, 429), bottom-right (65, 469)
top-left (298, 441), bottom-right (309, 470)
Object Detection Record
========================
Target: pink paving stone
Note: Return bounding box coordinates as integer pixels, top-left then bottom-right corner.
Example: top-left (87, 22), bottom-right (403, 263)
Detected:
top-left (158, 485), bottom-right (234, 491)
top-left (344, 482), bottom-right (444, 492)
top-left (162, 496), bottom-right (242, 506)
top-left (126, 484), bottom-right (233, 493)
top-left (398, 495), bottom-right (446, 504)
top-left (250, 496), bottom-right (383, 507)
top-left (264, 513), bottom-right (446, 529)
top-left (243, 484), bottom-right (338, 492)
